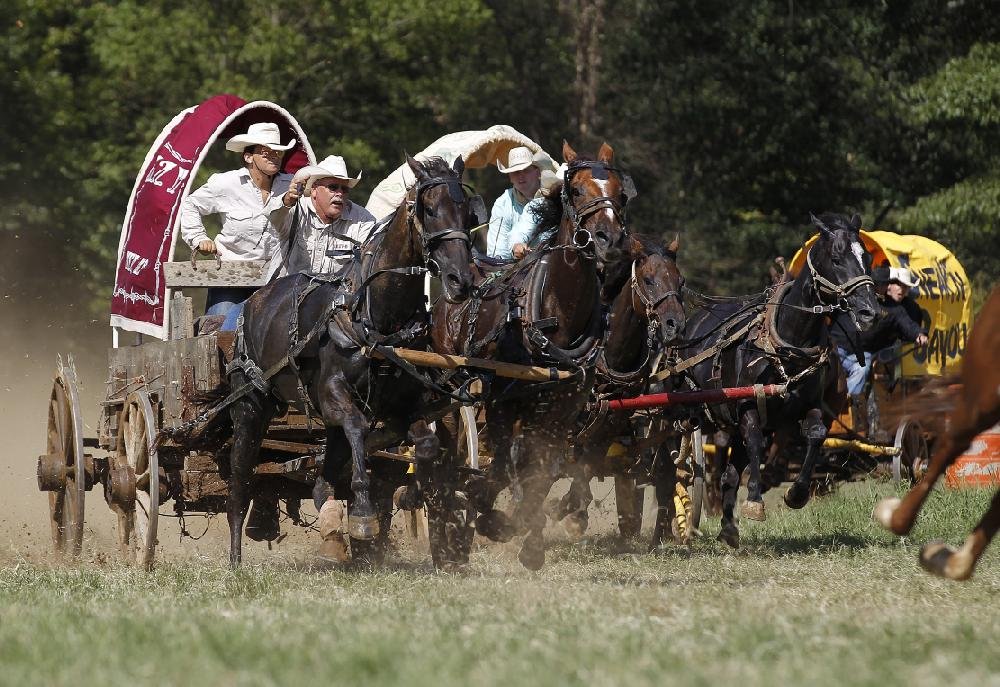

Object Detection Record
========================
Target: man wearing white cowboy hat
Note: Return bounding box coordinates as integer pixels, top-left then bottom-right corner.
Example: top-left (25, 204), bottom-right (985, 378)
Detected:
top-left (267, 154), bottom-right (376, 277)
top-left (486, 145), bottom-right (551, 259)
top-left (180, 121), bottom-right (297, 316)
top-left (830, 264), bottom-right (928, 435)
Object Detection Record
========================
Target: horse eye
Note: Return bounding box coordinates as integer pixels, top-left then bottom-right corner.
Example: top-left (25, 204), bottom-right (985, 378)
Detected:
top-left (424, 205), bottom-right (437, 218)
top-left (644, 277), bottom-right (654, 287)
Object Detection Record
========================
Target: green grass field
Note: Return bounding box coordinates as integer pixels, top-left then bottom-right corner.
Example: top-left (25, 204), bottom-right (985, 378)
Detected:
top-left (1, 483), bottom-right (997, 687)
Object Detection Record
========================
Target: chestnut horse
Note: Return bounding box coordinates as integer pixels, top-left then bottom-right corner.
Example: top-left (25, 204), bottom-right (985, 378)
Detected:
top-left (225, 156), bottom-right (475, 566)
top-left (431, 142), bottom-right (631, 569)
top-left (874, 284), bottom-right (1000, 580)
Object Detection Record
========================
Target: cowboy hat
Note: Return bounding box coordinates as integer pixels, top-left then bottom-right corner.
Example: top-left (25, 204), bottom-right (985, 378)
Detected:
top-left (296, 155), bottom-right (363, 192)
top-left (889, 266), bottom-right (920, 288)
top-left (225, 122), bottom-right (296, 153)
top-left (497, 146), bottom-right (539, 174)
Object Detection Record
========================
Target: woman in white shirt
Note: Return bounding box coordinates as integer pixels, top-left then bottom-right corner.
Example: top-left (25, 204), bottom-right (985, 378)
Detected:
top-left (180, 122), bottom-right (296, 316)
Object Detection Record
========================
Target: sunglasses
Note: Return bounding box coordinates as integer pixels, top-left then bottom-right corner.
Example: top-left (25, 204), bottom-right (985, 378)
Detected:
top-left (316, 182), bottom-right (352, 193)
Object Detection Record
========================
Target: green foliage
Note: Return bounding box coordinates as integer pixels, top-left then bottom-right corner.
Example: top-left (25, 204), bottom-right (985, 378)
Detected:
top-left (1, 0), bottom-right (998, 308)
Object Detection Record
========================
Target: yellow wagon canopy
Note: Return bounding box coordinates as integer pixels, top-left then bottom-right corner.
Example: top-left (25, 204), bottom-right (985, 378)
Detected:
top-left (790, 230), bottom-right (972, 376)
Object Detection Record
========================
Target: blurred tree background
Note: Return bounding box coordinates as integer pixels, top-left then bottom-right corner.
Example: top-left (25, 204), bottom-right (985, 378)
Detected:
top-left (1, 0), bottom-right (997, 313)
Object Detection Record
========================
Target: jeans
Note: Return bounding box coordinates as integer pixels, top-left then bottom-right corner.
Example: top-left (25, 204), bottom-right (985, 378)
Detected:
top-left (838, 346), bottom-right (873, 395)
top-left (221, 301), bottom-right (246, 331)
top-left (205, 287), bottom-right (256, 317)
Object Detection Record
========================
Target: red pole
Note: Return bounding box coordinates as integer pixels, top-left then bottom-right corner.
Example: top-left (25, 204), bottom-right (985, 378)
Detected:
top-left (607, 384), bottom-right (787, 411)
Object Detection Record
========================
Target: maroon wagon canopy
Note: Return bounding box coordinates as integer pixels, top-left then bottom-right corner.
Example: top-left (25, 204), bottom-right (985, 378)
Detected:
top-left (110, 95), bottom-right (316, 339)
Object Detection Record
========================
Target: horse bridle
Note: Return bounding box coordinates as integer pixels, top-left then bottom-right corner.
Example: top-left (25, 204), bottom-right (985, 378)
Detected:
top-left (407, 175), bottom-right (474, 277)
top-left (561, 160), bottom-right (635, 249)
top-left (805, 247), bottom-right (874, 313)
top-left (630, 258), bottom-right (683, 347)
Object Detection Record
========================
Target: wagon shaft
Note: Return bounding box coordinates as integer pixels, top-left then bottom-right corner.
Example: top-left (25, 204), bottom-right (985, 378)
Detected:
top-left (607, 384), bottom-right (787, 411)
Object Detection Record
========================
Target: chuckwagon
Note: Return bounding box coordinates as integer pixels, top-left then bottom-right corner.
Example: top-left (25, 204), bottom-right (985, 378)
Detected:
top-left (37, 98), bottom-right (574, 568)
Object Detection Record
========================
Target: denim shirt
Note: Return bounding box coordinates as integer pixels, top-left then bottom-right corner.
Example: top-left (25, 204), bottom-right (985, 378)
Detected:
top-left (486, 188), bottom-right (530, 258)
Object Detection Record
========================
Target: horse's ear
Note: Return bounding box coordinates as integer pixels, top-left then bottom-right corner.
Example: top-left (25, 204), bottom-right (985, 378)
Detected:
top-left (667, 233), bottom-right (680, 254)
top-left (849, 213), bottom-right (863, 231)
top-left (810, 212), bottom-right (833, 239)
top-left (406, 153), bottom-right (429, 182)
top-left (597, 142), bottom-right (614, 164)
top-left (452, 155), bottom-right (465, 176)
top-left (562, 140), bottom-right (578, 164)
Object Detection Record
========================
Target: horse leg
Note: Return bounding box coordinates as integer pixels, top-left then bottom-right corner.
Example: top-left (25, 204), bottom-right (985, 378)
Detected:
top-left (784, 408), bottom-right (826, 509)
top-left (545, 461), bottom-right (591, 540)
top-left (650, 440), bottom-right (680, 550)
top-left (716, 443), bottom-right (746, 549)
top-left (413, 419), bottom-right (473, 571)
top-left (738, 409), bottom-right (767, 521)
top-left (317, 375), bottom-right (377, 543)
top-left (920, 486), bottom-right (1000, 581)
top-left (227, 387), bottom-right (272, 567)
top-left (874, 387), bottom-right (999, 536)
top-left (472, 415), bottom-right (517, 542)
top-left (512, 447), bottom-right (557, 571)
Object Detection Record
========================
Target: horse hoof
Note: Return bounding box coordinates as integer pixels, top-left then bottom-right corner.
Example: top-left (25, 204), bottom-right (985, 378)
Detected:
top-left (562, 512), bottom-right (589, 540)
top-left (518, 541), bottom-right (545, 571)
top-left (475, 510), bottom-right (515, 543)
top-left (716, 525), bottom-right (740, 549)
top-left (392, 485), bottom-right (422, 511)
top-left (783, 485), bottom-right (810, 510)
top-left (920, 540), bottom-right (973, 581)
top-left (741, 500), bottom-right (766, 521)
top-left (872, 497), bottom-right (901, 532)
top-left (317, 533), bottom-right (350, 564)
top-left (347, 514), bottom-right (379, 541)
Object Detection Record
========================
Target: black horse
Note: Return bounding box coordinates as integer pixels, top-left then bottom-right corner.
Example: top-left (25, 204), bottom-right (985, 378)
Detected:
top-left (225, 155), bottom-right (475, 566)
top-left (675, 213), bottom-right (877, 547)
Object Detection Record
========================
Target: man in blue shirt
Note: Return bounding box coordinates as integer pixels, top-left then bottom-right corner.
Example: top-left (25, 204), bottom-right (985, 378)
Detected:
top-left (487, 146), bottom-right (544, 259)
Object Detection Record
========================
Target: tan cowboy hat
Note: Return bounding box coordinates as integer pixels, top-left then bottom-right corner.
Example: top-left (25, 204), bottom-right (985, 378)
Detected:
top-left (296, 155), bottom-right (363, 192)
top-left (225, 122), bottom-right (297, 153)
top-left (497, 146), bottom-right (538, 174)
top-left (889, 266), bottom-right (920, 288)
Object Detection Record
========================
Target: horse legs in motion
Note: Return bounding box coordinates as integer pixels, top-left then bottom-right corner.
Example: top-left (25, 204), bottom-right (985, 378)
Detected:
top-left (874, 285), bottom-right (1000, 580)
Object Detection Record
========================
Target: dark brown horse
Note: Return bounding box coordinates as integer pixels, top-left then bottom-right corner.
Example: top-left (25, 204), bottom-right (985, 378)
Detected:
top-left (874, 284), bottom-right (1000, 580)
top-left (675, 213), bottom-right (878, 548)
top-left (431, 142), bottom-right (631, 569)
top-left (545, 234), bottom-right (686, 539)
top-left (225, 156), bottom-right (475, 566)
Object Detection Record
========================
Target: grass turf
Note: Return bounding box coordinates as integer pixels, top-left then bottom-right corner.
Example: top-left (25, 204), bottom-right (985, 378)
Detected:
top-left (1, 482), bottom-right (997, 687)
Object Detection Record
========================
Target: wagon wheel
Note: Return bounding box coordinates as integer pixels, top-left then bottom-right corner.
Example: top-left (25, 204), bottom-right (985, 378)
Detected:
top-left (39, 360), bottom-right (87, 556)
top-left (892, 419), bottom-right (929, 486)
top-left (111, 390), bottom-right (160, 569)
top-left (614, 475), bottom-right (644, 538)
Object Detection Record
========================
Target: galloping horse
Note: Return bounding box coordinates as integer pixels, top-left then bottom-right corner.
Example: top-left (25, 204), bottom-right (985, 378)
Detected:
top-left (676, 213), bottom-right (877, 548)
top-left (431, 142), bottom-right (631, 569)
top-left (545, 234), bottom-right (686, 539)
top-left (874, 284), bottom-right (1000, 580)
top-left (225, 156), bottom-right (475, 566)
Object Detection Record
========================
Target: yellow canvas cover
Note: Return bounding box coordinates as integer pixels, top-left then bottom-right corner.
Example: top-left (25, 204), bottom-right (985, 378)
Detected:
top-left (789, 230), bottom-right (971, 376)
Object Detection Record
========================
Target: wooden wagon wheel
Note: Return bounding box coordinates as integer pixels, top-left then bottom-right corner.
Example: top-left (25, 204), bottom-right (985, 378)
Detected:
top-left (892, 419), bottom-right (929, 486)
top-left (38, 360), bottom-right (87, 557)
top-left (110, 390), bottom-right (160, 569)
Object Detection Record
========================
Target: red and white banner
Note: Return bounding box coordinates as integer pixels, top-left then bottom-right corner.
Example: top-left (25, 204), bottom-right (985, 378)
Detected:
top-left (110, 95), bottom-right (315, 339)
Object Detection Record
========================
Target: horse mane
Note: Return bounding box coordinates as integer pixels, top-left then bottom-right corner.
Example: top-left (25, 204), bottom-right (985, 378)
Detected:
top-left (417, 156), bottom-right (457, 179)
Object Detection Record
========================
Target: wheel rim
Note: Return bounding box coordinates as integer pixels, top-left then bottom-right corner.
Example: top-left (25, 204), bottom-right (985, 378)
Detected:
top-left (45, 363), bottom-right (86, 557)
top-left (114, 391), bottom-right (159, 569)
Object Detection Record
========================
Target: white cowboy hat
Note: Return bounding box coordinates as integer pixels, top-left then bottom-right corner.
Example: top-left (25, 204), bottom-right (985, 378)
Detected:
top-left (889, 266), bottom-right (920, 288)
top-left (225, 122), bottom-right (297, 153)
top-left (497, 146), bottom-right (538, 174)
top-left (296, 155), bottom-right (363, 192)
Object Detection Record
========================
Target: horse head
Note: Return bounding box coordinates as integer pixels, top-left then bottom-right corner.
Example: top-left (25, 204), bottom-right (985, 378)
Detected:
top-left (560, 141), bottom-right (632, 270)
top-left (807, 212), bottom-right (878, 330)
top-left (630, 234), bottom-right (686, 346)
top-left (405, 154), bottom-right (476, 303)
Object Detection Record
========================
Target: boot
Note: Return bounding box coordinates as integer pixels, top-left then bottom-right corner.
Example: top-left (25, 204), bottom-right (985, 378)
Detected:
top-left (850, 394), bottom-right (868, 438)
top-left (316, 498), bottom-right (350, 563)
